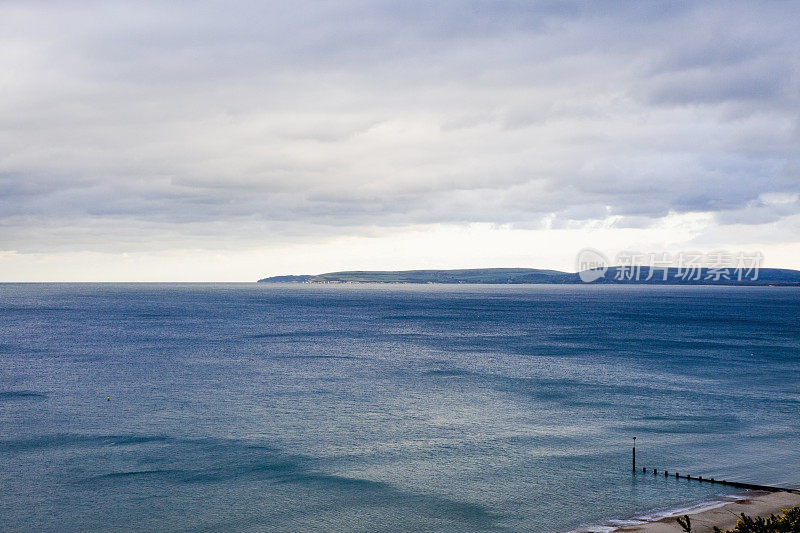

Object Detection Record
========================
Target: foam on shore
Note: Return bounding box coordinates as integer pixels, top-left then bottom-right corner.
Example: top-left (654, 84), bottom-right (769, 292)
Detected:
top-left (573, 490), bottom-right (800, 533)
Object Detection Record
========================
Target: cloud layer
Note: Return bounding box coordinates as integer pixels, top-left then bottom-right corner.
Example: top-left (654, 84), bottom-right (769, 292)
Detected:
top-left (1, 0), bottom-right (799, 260)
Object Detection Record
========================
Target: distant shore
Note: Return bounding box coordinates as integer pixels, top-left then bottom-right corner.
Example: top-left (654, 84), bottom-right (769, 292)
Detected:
top-left (615, 491), bottom-right (800, 533)
top-left (257, 267), bottom-right (800, 285)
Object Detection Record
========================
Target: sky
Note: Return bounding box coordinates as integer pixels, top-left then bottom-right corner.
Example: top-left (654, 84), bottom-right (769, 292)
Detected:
top-left (1, 0), bottom-right (799, 281)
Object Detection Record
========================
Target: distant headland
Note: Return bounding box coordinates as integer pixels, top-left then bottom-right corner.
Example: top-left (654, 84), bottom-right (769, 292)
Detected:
top-left (258, 267), bottom-right (800, 285)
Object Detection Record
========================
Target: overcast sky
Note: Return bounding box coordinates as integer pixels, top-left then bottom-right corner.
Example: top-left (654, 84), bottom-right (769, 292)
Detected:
top-left (1, 0), bottom-right (799, 281)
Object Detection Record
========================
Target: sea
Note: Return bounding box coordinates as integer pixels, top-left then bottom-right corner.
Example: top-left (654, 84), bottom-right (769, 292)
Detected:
top-left (1, 283), bottom-right (798, 532)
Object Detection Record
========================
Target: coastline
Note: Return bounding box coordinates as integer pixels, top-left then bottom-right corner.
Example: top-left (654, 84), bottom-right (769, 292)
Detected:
top-left (597, 491), bottom-right (800, 533)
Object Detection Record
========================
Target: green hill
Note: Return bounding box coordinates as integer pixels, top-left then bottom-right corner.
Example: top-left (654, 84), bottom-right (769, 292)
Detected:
top-left (258, 267), bottom-right (800, 285)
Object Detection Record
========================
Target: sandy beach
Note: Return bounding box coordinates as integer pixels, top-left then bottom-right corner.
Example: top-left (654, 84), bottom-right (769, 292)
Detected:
top-left (617, 491), bottom-right (800, 533)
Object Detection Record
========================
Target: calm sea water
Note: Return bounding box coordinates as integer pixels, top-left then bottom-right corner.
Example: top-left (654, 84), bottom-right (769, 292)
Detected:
top-left (1, 284), bottom-right (798, 532)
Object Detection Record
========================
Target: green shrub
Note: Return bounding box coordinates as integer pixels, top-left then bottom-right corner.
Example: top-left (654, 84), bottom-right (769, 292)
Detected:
top-left (711, 506), bottom-right (800, 533)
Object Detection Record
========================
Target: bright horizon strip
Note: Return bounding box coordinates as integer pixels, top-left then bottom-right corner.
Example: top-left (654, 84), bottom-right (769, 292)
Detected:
top-left (2, 219), bottom-right (799, 282)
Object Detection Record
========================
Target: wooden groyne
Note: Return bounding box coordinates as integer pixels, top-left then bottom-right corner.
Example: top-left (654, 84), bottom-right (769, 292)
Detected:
top-left (630, 438), bottom-right (798, 494)
top-left (636, 466), bottom-right (800, 494)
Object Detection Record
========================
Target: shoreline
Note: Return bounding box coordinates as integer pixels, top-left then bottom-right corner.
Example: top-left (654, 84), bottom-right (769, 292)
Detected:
top-left (597, 490), bottom-right (800, 533)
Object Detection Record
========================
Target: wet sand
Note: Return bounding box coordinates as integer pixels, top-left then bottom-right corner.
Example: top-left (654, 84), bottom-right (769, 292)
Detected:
top-left (617, 491), bottom-right (800, 533)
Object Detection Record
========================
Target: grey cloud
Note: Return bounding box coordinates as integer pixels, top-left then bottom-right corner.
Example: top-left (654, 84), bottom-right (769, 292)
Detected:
top-left (644, 62), bottom-right (790, 105)
top-left (715, 195), bottom-right (800, 226)
top-left (1, 0), bottom-right (799, 253)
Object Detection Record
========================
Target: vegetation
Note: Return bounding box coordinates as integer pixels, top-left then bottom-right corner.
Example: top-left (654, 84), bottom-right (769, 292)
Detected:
top-left (674, 507), bottom-right (800, 533)
top-left (714, 506), bottom-right (800, 533)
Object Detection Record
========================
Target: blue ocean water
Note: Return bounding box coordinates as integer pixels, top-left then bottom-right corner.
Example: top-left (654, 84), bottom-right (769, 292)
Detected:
top-left (1, 284), bottom-right (798, 532)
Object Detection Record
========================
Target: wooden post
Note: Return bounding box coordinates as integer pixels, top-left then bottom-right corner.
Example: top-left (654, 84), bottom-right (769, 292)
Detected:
top-left (632, 437), bottom-right (636, 471)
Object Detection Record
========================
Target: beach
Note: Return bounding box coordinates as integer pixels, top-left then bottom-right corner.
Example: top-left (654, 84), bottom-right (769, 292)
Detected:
top-left (617, 491), bottom-right (800, 533)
